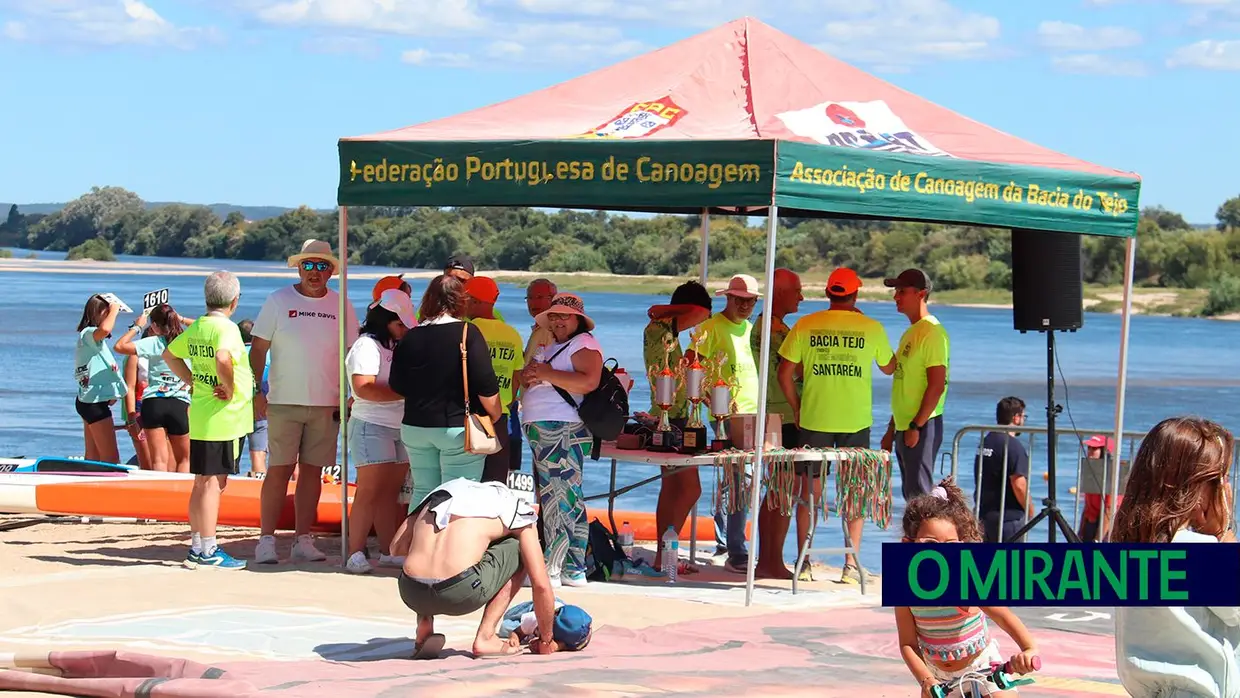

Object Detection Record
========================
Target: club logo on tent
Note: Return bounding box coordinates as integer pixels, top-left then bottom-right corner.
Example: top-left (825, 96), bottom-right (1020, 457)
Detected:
top-left (776, 100), bottom-right (952, 158)
top-left (825, 103), bottom-right (865, 129)
top-left (579, 97), bottom-right (687, 139)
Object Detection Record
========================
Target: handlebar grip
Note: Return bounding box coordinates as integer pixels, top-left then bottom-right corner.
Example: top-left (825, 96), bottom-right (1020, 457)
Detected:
top-left (1002, 656), bottom-right (1042, 673)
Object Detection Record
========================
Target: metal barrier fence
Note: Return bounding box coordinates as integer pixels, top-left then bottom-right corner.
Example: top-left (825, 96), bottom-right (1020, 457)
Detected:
top-left (946, 424), bottom-right (1240, 541)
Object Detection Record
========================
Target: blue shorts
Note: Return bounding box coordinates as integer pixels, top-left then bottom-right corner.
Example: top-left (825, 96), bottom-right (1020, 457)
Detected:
top-left (348, 418), bottom-right (409, 467)
top-left (242, 419), bottom-right (268, 453)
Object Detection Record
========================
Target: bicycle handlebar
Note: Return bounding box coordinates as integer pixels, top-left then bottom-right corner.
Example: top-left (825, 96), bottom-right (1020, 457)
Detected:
top-left (929, 656), bottom-right (1041, 698)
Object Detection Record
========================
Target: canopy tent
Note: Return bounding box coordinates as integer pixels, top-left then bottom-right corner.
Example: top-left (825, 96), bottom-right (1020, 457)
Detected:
top-left (333, 16), bottom-right (1141, 605)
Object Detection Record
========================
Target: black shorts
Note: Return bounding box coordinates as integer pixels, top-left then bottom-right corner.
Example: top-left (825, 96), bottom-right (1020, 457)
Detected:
top-left (140, 397), bottom-right (190, 436)
top-left (190, 439), bottom-right (240, 477)
top-left (797, 427), bottom-right (872, 476)
top-left (75, 398), bottom-right (113, 426)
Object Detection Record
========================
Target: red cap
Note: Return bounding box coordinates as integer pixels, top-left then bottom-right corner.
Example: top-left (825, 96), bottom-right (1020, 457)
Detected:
top-left (1084, 434), bottom-right (1116, 454)
top-left (826, 268), bottom-right (862, 295)
top-left (372, 275), bottom-right (408, 302)
top-left (464, 276), bottom-right (500, 305)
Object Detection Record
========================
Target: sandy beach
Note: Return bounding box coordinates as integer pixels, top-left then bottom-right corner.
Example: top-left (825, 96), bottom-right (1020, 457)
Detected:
top-left (0, 515), bottom-right (1128, 697)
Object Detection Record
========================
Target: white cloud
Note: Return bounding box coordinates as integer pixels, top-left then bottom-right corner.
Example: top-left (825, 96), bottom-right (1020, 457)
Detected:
top-left (1167, 38), bottom-right (1240, 69)
top-left (400, 47), bottom-right (471, 67)
top-left (0, 0), bottom-right (213, 48)
top-left (501, 0), bottom-right (757, 26)
top-left (303, 34), bottom-right (382, 58)
top-left (1036, 20), bottom-right (1142, 50)
top-left (1051, 53), bottom-right (1147, 75)
top-left (817, 0), bottom-right (1001, 68)
top-left (238, 0), bottom-right (487, 37)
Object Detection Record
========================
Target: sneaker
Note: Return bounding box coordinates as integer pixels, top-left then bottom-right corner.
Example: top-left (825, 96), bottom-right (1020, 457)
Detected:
top-left (197, 547), bottom-right (247, 570)
top-left (291, 535), bottom-right (327, 562)
top-left (254, 535), bottom-right (279, 564)
top-left (840, 564), bottom-right (867, 585)
top-left (562, 574), bottom-right (589, 588)
top-left (345, 551), bottom-right (373, 574)
top-left (184, 550), bottom-right (202, 569)
top-left (550, 576), bottom-right (563, 589)
top-left (377, 554), bottom-right (405, 568)
top-left (798, 559), bottom-right (814, 582)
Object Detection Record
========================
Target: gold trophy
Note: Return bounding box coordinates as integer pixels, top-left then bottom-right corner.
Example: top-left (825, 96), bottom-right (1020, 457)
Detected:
top-left (679, 329), bottom-right (709, 454)
top-left (646, 335), bottom-right (681, 452)
top-left (706, 349), bottom-right (738, 451)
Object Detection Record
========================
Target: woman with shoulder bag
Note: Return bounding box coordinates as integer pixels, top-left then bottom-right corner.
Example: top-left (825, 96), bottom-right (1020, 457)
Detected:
top-left (518, 293), bottom-right (603, 588)
top-left (390, 275), bottom-right (502, 510)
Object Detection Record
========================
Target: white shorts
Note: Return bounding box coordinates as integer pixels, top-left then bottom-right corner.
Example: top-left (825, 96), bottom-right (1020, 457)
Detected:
top-left (929, 639), bottom-right (1005, 682)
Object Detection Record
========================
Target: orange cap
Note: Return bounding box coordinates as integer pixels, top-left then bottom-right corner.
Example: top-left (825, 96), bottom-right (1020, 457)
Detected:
top-left (826, 268), bottom-right (862, 296)
top-left (464, 276), bottom-right (500, 305)
top-left (372, 275), bottom-right (408, 302)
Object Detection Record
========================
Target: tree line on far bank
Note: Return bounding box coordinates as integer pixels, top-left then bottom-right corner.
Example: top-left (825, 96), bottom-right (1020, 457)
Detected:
top-left (3, 185), bottom-right (1240, 315)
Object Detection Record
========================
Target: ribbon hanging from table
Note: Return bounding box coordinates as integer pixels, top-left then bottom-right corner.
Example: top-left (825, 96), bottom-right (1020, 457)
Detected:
top-left (833, 447), bottom-right (893, 529)
top-left (712, 449), bottom-right (752, 516)
top-left (761, 447), bottom-right (799, 516)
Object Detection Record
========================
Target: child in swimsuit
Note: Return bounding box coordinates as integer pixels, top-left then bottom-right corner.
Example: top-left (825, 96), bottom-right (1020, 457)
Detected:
top-left (894, 478), bottom-right (1040, 697)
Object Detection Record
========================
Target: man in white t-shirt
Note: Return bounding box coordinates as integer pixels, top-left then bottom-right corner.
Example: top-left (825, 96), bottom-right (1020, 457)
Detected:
top-left (249, 239), bottom-right (360, 564)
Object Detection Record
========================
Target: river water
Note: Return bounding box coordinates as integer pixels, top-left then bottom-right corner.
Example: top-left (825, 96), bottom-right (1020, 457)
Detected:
top-left (3, 249), bottom-right (1237, 573)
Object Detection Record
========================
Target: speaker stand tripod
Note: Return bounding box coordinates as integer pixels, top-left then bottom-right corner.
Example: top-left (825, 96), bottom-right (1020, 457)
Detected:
top-left (1008, 329), bottom-right (1079, 544)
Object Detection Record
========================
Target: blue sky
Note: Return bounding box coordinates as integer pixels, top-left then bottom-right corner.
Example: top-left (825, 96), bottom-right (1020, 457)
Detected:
top-left (1, 0), bottom-right (1237, 223)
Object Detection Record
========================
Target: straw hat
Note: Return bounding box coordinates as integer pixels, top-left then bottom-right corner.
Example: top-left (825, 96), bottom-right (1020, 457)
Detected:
top-left (648, 280), bottom-right (712, 328)
top-left (716, 274), bottom-right (760, 299)
top-left (287, 239), bottom-right (341, 272)
top-left (535, 293), bottom-right (595, 332)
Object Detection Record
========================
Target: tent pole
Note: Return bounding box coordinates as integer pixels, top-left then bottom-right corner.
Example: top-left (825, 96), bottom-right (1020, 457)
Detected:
top-left (1104, 235), bottom-right (1137, 540)
top-left (744, 205), bottom-right (780, 607)
top-left (699, 209), bottom-right (711, 285)
top-left (338, 205), bottom-right (350, 564)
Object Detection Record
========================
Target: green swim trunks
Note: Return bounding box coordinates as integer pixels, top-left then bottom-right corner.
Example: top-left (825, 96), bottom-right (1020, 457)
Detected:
top-left (398, 537), bottom-right (522, 617)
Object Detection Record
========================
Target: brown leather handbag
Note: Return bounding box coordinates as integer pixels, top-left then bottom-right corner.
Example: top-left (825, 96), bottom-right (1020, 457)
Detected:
top-left (460, 323), bottom-right (501, 455)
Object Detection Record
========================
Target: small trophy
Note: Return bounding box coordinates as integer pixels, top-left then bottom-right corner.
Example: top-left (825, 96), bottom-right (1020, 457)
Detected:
top-left (706, 350), bottom-right (737, 452)
top-left (647, 336), bottom-right (681, 452)
top-left (679, 330), bottom-right (709, 454)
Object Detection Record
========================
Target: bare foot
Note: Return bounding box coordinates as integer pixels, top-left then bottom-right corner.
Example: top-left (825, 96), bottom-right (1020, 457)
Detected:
top-left (755, 564), bottom-right (794, 580)
top-left (473, 636), bottom-right (524, 657)
top-left (415, 616), bottom-right (435, 647)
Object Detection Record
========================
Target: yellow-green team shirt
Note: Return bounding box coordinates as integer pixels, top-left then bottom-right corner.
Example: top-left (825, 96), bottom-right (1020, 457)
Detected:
top-left (643, 319), bottom-right (687, 420)
top-left (779, 308), bottom-right (894, 434)
top-left (751, 313), bottom-right (796, 423)
top-left (472, 317), bottom-right (524, 416)
top-left (692, 313), bottom-right (759, 414)
top-left (166, 314), bottom-right (254, 442)
top-left (891, 315), bottom-right (950, 431)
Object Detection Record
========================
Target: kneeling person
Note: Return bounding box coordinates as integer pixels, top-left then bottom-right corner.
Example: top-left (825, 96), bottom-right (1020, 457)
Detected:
top-left (394, 478), bottom-right (558, 658)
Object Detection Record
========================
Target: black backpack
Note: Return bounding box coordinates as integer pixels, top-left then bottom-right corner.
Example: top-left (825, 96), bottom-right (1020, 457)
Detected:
top-left (547, 337), bottom-right (630, 458)
top-left (585, 518), bottom-right (628, 581)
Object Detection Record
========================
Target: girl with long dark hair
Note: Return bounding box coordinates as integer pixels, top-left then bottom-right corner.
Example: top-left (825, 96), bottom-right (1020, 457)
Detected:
top-left (74, 294), bottom-right (127, 464)
top-left (114, 303), bottom-right (194, 472)
top-left (344, 290), bottom-right (417, 574)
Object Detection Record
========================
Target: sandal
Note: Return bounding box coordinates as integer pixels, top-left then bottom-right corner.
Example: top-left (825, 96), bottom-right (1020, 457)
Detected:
top-left (412, 633), bottom-right (445, 660)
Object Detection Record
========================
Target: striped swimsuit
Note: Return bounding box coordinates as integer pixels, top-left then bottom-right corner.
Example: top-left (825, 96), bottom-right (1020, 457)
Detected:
top-left (909, 606), bottom-right (991, 663)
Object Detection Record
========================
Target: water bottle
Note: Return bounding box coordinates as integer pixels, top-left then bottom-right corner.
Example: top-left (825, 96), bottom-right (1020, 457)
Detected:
top-left (619, 521), bottom-right (635, 555)
top-left (661, 526), bottom-right (679, 583)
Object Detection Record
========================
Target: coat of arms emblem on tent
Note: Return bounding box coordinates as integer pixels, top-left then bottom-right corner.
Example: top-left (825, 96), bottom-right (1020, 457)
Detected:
top-left (775, 100), bottom-right (953, 158)
top-left (579, 97), bottom-right (688, 139)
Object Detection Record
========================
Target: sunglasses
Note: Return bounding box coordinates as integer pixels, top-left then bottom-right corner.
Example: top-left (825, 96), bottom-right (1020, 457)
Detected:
top-left (301, 261), bottom-right (332, 272)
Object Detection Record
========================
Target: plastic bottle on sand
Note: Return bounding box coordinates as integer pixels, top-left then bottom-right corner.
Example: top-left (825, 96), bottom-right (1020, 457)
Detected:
top-left (619, 521), bottom-right (635, 556)
top-left (661, 526), bottom-right (679, 583)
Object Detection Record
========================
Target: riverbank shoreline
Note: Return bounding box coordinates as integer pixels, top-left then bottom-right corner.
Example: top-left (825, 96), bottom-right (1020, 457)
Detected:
top-left (1, 255), bottom-right (1233, 320)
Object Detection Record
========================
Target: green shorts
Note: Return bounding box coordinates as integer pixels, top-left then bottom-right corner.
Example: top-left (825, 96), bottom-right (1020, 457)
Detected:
top-left (398, 537), bottom-right (522, 617)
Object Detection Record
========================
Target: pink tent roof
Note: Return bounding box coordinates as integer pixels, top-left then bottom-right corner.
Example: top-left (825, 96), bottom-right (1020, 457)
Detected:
top-left (345, 17), bottom-right (1137, 180)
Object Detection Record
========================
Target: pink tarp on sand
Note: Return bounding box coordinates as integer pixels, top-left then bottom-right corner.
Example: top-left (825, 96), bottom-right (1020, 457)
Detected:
top-left (346, 17), bottom-right (1132, 179)
top-left (1, 607), bottom-right (1123, 697)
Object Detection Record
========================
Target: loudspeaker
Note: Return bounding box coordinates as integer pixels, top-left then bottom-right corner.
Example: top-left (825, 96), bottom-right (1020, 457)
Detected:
top-left (1011, 228), bottom-right (1084, 332)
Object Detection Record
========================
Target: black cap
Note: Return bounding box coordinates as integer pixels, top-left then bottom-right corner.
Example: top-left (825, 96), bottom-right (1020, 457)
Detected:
top-left (445, 254), bottom-right (475, 276)
top-left (883, 268), bottom-right (932, 293)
